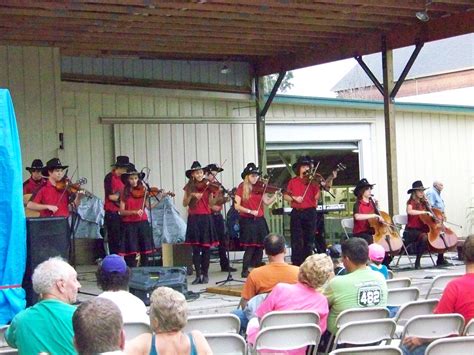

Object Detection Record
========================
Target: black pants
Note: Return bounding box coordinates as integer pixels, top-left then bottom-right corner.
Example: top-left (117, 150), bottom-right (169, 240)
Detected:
top-left (104, 211), bottom-right (121, 254)
top-left (314, 212), bottom-right (327, 253)
top-left (403, 228), bottom-right (428, 257)
top-left (192, 246), bottom-right (211, 277)
top-left (212, 213), bottom-right (230, 269)
top-left (352, 232), bottom-right (374, 245)
top-left (242, 246), bottom-right (264, 273)
top-left (290, 208), bottom-right (317, 266)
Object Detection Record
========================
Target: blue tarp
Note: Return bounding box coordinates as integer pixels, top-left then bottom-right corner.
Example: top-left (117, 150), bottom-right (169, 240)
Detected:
top-left (0, 89), bottom-right (26, 325)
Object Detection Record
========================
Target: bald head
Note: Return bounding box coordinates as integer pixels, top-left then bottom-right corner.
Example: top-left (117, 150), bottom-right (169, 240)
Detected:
top-left (433, 181), bottom-right (444, 192)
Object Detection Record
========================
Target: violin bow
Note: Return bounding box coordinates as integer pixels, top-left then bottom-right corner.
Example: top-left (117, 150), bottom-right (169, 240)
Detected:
top-left (55, 166), bottom-right (78, 212)
top-left (256, 172), bottom-right (276, 214)
top-left (301, 161), bottom-right (320, 200)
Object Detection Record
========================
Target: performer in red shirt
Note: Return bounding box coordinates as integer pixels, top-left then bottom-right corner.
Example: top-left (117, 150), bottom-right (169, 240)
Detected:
top-left (183, 161), bottom-right (219, 285)
top-left (104, 156), bottom-right (131, 254)
top-left (234, 163), bottom-right (278, 277)
top-left (23, 159), bottom-right (46, 195)
top-left (119, 165), bottom-right (155, 267)
top-left (283, 156), bottom-right (320, 266)
top-left (27, 158), bottom-right (79, 218)
top-left (352, 178), bottom-right (384, 244)
top-left (204, 163), bottom-right (236, 273)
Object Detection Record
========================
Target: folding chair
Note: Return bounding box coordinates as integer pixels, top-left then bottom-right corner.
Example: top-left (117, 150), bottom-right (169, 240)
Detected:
top-left (425, 273), bottom-right (463, 299)
top-left (123, 322), bottom-right (152, 341)
top-left (254, 324), bottom-right (321, 355)
top-left (387, 269), bottom-right (395, 279)
top-left (392, 299), bottom-right (439, 338)
top-left (341, 218), bottom-right (353, 239)
top-left (425, 336), bottom-right (474, 355)
top-left (463, 318), bottom-right (474, 336)
top-left (325, 307), bottom-right (389, 353)
top-left (0, 349), bottom-right (18, 355)
top-left (392, 214), bottom-right (416, 268)
top-left (400, 314), bottom-right (465, 348)
top-left (387, 287), bottom-right (420, 307)
top-left (330, 345), bottom-right (402, 355)
top-left (260, 310), bottom-right (320, 330)
top-left (184, 313), bottom-right (240, 334)
top-left (330, 319), bottom-right (397, 352)
top-left (204, 333), bottom-right (246, 355)
top-left (386, 277), bottom-right (411, 289)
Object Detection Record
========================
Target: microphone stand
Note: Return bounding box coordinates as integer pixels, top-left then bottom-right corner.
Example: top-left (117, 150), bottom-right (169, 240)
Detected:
top-left (142, 180), bottom-right (158, 267)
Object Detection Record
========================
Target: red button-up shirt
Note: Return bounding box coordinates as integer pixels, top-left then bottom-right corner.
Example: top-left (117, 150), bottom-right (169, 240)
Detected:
top-left (104, 172), bottom-right (125, 212)
top-left (23, 177), bottom-right (46, 195)
top-left (32, 180), bottom-right (70, 217)
top-left (236, 182), bottom-right (264, 218)
top-left (285, 177), bottom-right (320, 209)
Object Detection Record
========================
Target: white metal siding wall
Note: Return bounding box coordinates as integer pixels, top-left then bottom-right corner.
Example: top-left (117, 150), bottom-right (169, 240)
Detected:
top-left (0, 45), bottom-right (62, 180)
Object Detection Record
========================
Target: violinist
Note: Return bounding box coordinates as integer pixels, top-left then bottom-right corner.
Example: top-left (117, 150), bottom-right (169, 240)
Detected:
top-left (204, 163), bottom-right (236, 273)
top-left (405, 180), bottom-right (449, 269)
top-left (27, 158), bottom-right (81, 218)
top-left (283, 156), bottom-right (320, 266)
top-left (352, 178), bottom-right (384, 245)
top-left (234, 163), bottom-right (278, 278)
top-left (118, 165), bottom-right (155, 267)
top-left (183, 161), bottom-right (219, 285)
top-left (104, 155), bottom-right (132, 254)
top-left (23, 159), bottom-right (46, 195)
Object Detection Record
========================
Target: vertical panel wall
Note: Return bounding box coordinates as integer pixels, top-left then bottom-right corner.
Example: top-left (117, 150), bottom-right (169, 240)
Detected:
top-left (0, 45), bottom-right (62, 179)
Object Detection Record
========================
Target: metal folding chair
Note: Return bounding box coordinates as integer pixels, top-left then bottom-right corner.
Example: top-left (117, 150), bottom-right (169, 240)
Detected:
top-left (260, 310), bottom-right (320, 330)
top-left (391, 214), bottom-right (417, 268)
top-left (425, 336), bottom-right (474, 355)
top-left (341, 218), bottom-right (354, 239)
top-left (123, 322), bottom-right (152, 341)
top-left (330, 344), bottom-right (402, 355)
top-left (204, 333), bottom-right (246, 355)
top-left (386, 277), bottom-right (411, 289)
top-left (387, 287), bottom-right (420, 307)
top-left (184, 313), bottom-right (240, 334)
top-left (425, 273), bottom-right (463, 299)
top-left (392, 299), bottom-right (439, 338)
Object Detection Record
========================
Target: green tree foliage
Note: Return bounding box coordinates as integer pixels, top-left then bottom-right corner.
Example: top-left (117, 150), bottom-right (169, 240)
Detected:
top-left (263, 71), bottom-right (294, 94)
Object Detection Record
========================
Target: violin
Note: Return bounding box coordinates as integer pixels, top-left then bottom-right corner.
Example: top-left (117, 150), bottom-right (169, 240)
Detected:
top-left (419, 198), bottom-right (458, 253)
top-left (194, 178), bottom-right (221, 194)
top-left (131, 185), bottom-right (175, 199)
top-left (56, 177), bottom-right (92, 197)
top-left (303, 162), bottom-right (346, 194)
top-left (252, 179), bottom-right (282, 195)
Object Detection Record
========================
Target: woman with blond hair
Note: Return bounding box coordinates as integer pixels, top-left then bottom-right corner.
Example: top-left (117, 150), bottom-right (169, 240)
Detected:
top-left (246, 253), bottom-right (334, 353)
top-left (125, 287), bottom-right (212, 355)
top-left (234, 163), bottom-right (278, 278)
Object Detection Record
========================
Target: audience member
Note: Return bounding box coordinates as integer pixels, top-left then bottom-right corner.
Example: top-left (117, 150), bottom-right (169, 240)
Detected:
top-left (328, 244), bottom-right (346, 276)
top-left (402, 235), bottom-right (474, 355)
top-left (73, 297), bottom-right (125, 354)
top-left (368, 243), bottom-right (389, 279)
top-left (5, 257), bottom-right (80, 354)
top-left (125, 287), bottom-right (212, 355)
top-left (323, 238), bottom-right (387, 337)
top-left (246, 253), bottom-right (334, 353)
top-left (233, 233), bottom-right (299, 332)
top-left (97, 254), bottom-right (148, 324)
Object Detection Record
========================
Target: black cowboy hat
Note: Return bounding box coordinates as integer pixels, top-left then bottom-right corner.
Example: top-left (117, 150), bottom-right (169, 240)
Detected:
top-left (26, 159), bottom-right (44, 172)
top-left (204, 163), bottom-right (223, 174)
top-left (241, 163), bottom-right (261, 180)
top-left (111, 155), bottom-right (131, 168)
top-left (353, 178), bottom-right (375, 196)
top-left (41, 158), bottom-right (69, 176)
top-left (186, 161), bottom-right (203, 179)
top-left (292, 156), bottom-right (313, 174)
top-left (121, 164), bottom-right (145, 185)
top-left (407, 180), bottom-right (427, 194)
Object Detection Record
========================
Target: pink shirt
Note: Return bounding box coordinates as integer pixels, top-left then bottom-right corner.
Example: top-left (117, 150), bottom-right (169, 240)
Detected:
top-left (247, 282), bottom-right (329, 354)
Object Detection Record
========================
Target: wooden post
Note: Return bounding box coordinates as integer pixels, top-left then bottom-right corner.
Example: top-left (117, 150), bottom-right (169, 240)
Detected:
top-left (382, 37), bottom-right (399, 215)
top-left (255, 76), bottom-right (267, 174)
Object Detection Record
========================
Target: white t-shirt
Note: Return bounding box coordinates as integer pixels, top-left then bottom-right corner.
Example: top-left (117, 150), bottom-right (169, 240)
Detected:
top-left (99, 291), bottom-right (149, 324)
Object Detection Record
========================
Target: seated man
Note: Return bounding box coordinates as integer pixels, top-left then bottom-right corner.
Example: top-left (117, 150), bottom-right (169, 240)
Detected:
top-left (73, 297), bottom-right (125, 354)
top-left (324, 238), bottom-right (388, 337)
top-left (402, 234), bottom-right (474, 355)
top-left (5, 257), bottom-right (81, 354)
top-left (233, 233), bottom-right (299, 332)
top-left (97, 254), bottom-right (149, 324)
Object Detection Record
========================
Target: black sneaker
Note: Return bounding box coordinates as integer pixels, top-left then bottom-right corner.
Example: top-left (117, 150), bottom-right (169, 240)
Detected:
top-left (201, 275), bottom-right (209, 284)
top-left (191, 276), bottom-right (202, 285)
top-left (221, 266), bottom-right (237, 272)
top-left (436, 259), bottom-right (453, 267)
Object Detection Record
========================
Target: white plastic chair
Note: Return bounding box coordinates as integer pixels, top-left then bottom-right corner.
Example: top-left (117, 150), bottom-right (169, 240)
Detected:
top-left (330, 345), bottom-right (402, 355)
top-left (400, 314), bottom-right (465, 345)
top-left (425, 336), bottom-right (474, 355)
top-left (260, 310), bottom-right (320, 330)
top-left (386, 277), bottom-right (411, 289)
top-left (391, 214), bottom-right (417, 268)
top-left (387, 287), bottom-right (420, 307)
top-left (392, 299), bottom-right (439, 338)
top-left (463, 318), bottom-right (474, 335)
top-left (204, 333), bottom-right (246, 355)
top-left (184, 313), bottom-right (240, 334)
top-left (341, 218), bottom-right (354, 239)
top-left (331, 319), bottom-right (397, 352)
top-left (254, 324), bottom-right (321, 354)
top-left (425, 273), bottom-right (463, 299)
top-left (123, 322), bottom-right (152, 341)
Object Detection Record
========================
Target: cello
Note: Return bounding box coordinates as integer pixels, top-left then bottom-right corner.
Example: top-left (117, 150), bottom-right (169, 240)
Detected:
top-left (368, 197), bottom-right (403, 255)
top-left (419, 199), bottom-right (458, 253)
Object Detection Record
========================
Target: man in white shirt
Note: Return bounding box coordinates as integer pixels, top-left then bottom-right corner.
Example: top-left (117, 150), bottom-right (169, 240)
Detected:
top-left (97, 254), bottom-right (149, 324)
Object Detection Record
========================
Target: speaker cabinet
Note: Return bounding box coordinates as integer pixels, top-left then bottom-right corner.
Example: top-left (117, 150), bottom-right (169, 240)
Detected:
top-left (22, 217), bottom-right (70, 306)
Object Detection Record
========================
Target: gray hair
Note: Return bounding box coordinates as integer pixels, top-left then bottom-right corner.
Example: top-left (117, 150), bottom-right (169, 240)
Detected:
top-left (149, 287), bottom-right (188, 333)
top-left (32, 257), bottom-right (74, 295)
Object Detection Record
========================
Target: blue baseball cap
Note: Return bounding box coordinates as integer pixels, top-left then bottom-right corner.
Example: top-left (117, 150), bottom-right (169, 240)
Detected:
top-left (101, 254), bottom-right (127, 274)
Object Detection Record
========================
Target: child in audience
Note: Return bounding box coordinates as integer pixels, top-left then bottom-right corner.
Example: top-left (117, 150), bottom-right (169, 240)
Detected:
top-left (368, 243), bottom-right (389, 279)
top-left (328, 244), bottom-right (346, 276)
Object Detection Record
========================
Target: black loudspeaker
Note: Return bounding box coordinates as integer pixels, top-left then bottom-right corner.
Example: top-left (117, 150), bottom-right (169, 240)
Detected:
top-left (129, 267), bottom-right (188, 305)
top-left (22, 217), bottom-right (70, 306)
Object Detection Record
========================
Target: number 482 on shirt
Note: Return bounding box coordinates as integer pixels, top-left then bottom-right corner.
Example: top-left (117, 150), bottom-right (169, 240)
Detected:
top-left (358, 286), bottom-right (382, 307)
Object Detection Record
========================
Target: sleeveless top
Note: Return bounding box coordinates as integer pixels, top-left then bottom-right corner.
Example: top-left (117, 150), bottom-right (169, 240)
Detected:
top-left (149, 333), bottom-right (197, 355)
